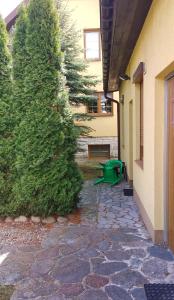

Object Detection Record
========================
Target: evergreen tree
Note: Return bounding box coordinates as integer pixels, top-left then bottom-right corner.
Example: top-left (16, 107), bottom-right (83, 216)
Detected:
top-left (12, 6), bottom-right (28, 122)
top-left (13, 0), bottom-right (82, 217)
top-left (57, 0), bottom-right (98, 134)
top-left (0, 16), bottom-right (13, 214)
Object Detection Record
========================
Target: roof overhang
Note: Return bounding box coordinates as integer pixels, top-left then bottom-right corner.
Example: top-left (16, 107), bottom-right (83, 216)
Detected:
top-left (100, 0), bottom-right (153, 92)
top-left (5, 0), bottom-right (29, 30)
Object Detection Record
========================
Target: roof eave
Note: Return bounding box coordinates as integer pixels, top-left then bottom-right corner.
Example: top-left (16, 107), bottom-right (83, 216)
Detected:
top-left (5, 0), bottom-right (29, 30)
top-left (100, 0), bottom-right (153, 92)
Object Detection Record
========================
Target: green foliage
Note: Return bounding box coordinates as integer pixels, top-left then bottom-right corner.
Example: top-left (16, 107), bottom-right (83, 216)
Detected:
top-left (13, 102), bottom-right (82, 216)
top-left (12, 6), bottom-right (28, 121)
top-left (57, 0), bottom-right (98, 126)
top-left (24, 0), bottom-right (62, 105)
top-left (9, 0), bottom-right (82, 217)
top-left (0, 16), bottom-right (13, 214)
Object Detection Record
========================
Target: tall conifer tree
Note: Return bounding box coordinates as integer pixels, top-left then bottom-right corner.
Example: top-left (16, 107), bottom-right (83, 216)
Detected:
top-left (12, 6), bottom-right (28, 121)
top-left (0, 16), bottom-right (13, 213)
top-left (13, 0), bottom-right (82, 216)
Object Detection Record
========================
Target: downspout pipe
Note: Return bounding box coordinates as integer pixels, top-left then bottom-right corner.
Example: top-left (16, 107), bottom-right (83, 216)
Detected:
top-left (104, 92), bottom-right (121, 160)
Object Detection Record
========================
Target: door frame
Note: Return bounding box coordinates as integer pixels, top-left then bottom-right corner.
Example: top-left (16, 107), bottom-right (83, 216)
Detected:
top-left (164, 72), bottom-right (174, 243)
top-left (129, 100), bottom-right (133, 181)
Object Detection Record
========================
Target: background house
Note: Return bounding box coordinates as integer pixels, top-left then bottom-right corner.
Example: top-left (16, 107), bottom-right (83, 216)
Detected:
top-left (68, 0), bottom-right (118, 161)
top-left (100, 0), bottom-right (174, 251)
top-left (5, 0), bottom-right (119, 161)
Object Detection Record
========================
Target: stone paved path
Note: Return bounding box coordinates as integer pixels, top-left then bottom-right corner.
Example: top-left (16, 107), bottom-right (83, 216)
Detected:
top-left (1, 181), bottom-right (174, 300)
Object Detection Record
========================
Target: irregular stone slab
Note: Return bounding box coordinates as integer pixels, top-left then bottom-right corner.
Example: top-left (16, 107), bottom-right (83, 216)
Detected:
top-left (106, 230), bottom-right (142, 243)
top-left (0, 263), bottom-right (28, 285)
top-left (66, 225), bottom-right (90, 235)
top-left (50, 255), bottom-right (90, 283)
top-left (14, 216), bottom-right (28, 223)
top-left (85, 274), bottom-right (109, 288)
top-left (106, 231), bottom-right (126, 242)
top-left (67, 236), bottom-right (91, 251)
top-left (96, 240), bottom-right (111, 251)
top-left (42, 217), bottom-right (56, 224)
top-left (79, 289), bottom-right (108, 300)
top-left (35, 295), bottom-right (64, 300)
top-left (121, 240), bottom-right (152, 248)
top-left (131, 287), bottom-right (147, 300)
top-left (129, 257), bottom-right (143, 269)
top-left (12, 295), bottom-right (64, 300)
top-left (58, 283), bottom-right (84, 297)
top-left (77, 247), bottom-right (99, 259)
top-left (36, 246), bottom-right (60, 260)
top-left (105, 285), bottom-right (132, 300)
top-left (126, 248), bottom-right (147, 258)
top-left (58, 230), bottom-right (79, 242)
top-left (59, 244), bottom-right (77, 256)
top-left (31, 259), bottom-right (55, 276)
top-left (86, 230), bottom-right (105, 244)
top-left (94, 261), bottom-right (127, 275)
top-left (111, 241), bottom-right (122, 251)
top-left (42, 227), bottom-right (66, 244)
top-left (147, 245), bottom-right (174, 261)
top-left (105, 249), bottom-right (131, 261)
top-left (112, 269), bottom-right (148, 288)
top-left (141, 258), bottom-right (168, 280)
top-left (11, 278), bottom-right (60, 299)
top-left (31, 216), bottom-right (41, 223)
top-left (91, 257), bottom-right (106, 268)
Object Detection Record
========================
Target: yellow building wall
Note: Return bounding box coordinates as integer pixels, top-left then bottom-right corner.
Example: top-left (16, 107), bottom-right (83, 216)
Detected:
top-left (120, 0), bottom-right (174, 234)
top-left (68, 0), bottom-right (118, 137)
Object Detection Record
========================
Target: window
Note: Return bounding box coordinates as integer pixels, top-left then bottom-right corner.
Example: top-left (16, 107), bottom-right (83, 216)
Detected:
top-left (87, 92), bottom-right (113, 115)
top-left (88, 145), bottom-right (110, 160)
top-left (84, 29), bottom-right (101, 61)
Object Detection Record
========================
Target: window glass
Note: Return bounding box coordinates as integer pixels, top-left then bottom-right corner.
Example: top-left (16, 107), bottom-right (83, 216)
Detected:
top-left (87, 93), bottom-right (113, 114)
top-left (101, 94), bottom-right (112, 113)
top-left (87, 97), bottom-right (98, 113)
top-left (88, 145), bottom-right (110, 159)
top-left (85, 31), bottom-right (100, 60)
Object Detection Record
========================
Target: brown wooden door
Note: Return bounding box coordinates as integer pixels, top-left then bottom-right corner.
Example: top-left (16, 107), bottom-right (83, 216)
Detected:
top-left (168, 77), bottom-right (174, 251)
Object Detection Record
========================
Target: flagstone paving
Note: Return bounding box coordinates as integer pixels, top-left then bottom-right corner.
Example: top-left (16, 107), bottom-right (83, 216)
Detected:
top-left (0, 180), bottom-right (174, 299)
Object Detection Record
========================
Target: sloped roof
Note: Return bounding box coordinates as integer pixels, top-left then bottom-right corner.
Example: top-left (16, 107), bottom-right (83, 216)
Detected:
top-left (5, 0), bottom-right (29, 30)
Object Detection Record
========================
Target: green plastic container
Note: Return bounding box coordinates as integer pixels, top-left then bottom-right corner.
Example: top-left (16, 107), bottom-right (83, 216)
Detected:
top-left (94, 159), bottom-right (123, 186)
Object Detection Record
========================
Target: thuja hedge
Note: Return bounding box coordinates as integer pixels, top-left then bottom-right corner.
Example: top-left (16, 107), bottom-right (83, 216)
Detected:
top-left (0, 0), bottom-right (82, 217)
top-left (0, 16), bottom-right (14, 213)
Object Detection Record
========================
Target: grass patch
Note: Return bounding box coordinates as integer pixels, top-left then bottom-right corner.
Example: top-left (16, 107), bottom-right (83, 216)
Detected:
top-left (0, 286), bottom-right (15, 300)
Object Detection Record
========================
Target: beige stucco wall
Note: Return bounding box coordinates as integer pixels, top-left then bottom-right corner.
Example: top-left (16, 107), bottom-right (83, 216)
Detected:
top-left (68, 0), bottom-right (118, 137)
top-left (120, 0), bottom-right (174, 232)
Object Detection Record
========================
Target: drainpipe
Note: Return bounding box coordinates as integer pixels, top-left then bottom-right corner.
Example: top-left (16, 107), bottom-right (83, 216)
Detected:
top-left (104, 93), bottom-right (120, 160)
